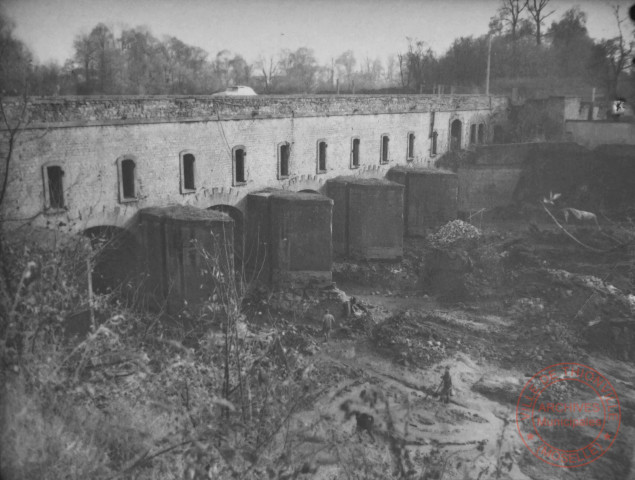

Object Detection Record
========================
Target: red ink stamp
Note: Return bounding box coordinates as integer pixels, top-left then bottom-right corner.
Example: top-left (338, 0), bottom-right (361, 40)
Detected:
top-left (516, 363), bottom-right (621, 468)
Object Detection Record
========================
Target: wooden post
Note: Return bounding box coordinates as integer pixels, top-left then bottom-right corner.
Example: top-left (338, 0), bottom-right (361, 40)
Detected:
top-left (486, 34), bottom-right (492, 96)
top-left (337, 79), bottom-right (340, 95)
top-left (87, 258), bottom-right (95, 332)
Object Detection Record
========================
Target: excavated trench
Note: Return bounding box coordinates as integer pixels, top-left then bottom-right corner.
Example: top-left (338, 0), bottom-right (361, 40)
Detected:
top-left (262, 217), bottom-right (635, 479)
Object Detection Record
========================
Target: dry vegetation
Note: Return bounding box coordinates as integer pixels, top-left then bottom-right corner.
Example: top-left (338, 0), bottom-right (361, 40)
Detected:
top-left (0, 230), bottom-right (418, 479)
top-left (2, 206), bottom-right (635, 479)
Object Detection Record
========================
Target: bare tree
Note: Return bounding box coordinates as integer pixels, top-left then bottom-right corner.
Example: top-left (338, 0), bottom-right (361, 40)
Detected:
top-left (255, 54), bottom-right (279, 93)
top-left (73, 34), bottom-right (96, 92)
top-left (527, 0), bottom-right (555, 45)
top-left (281, 47), bottom-right (318, 93)
top-left (397, 52), bottom-right (409, 89)
top-left (599, 5), bottom-right (633, 98)
top-left (228, 54), bottom-right (251, 85)
top-left (385, 55), bottom-right (397, 85)
top-left (214, 50), bottom-right (233, 88)
top-left (366, 57), bottom-right (383, 83)
top-left (490, 0), bottom-right (529, 41)
top-left (0, 91), bottom-right (28, 209)
top-left (335, 50), bottom-right (356, 91)
top-left (0, 12), bottom-right (31, 209)
top-left (401, 39), bottom-right (438, 93)
top-left (489, 0), bottom-right (529, 76)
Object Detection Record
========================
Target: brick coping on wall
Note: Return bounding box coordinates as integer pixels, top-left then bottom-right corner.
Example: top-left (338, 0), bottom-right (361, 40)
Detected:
top-left (0, 94), bottom-right (508, 130)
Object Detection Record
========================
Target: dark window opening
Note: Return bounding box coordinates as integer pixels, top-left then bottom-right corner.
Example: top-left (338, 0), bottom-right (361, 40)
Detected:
top-left (183, 153), bottom-right (195, 190)
top-left (493, 125), bottom-right (504, 144)
top-left (352, 138), bottom-right (360, 168)
top-left (450, 119), bottom-right (462, 151)
top-left (318, 141), bottom-right (327, 172)
top-left (431, 131), bottom-right (438, 155)
top-left (46, 166), bottom-right (64, 209)
top-left (478, 124), bottom-right (485, 144)
top-left (121, 159), bottom-right (136, 199)
top-left (234, 148), bottom-right (246, 184)
top-left (407, 133), bottom-right (415, 160)
top-left (470, 124), bottom-right (477, 144)
top-left (279, 143), bottom-right (290, 177)
top-left (380, 135), bottom-right (389, 164)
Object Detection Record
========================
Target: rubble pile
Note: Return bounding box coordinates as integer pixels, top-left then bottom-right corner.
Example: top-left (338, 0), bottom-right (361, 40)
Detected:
top-left (422, 221), bottom-right (486, 302)
top-left (372, 311), bottom-right (451, 366)
top-left (427, 220), bottom-right (481, 249)
top-left (280, 324), bottom-right (321, 356)
top-left (345, 311), bottom-right (376, 336)
top-left (263, 290), bottom-right (319, 315)
top-left (332, 259), bottom-right (419, 290)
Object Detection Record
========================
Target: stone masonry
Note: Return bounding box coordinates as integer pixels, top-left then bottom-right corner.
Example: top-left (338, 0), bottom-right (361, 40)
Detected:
top-left (0, 94), bottom-right (508, 235)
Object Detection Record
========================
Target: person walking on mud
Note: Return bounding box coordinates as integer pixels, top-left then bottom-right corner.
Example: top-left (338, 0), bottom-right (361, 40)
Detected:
top-left (322, 309), bottom-right (335, 342)
top-left (438, 366), bottom-right (453, 404)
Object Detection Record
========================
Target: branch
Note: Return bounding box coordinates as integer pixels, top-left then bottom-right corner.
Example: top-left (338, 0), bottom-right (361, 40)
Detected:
top-left (542, 9), bottom-right (556, 21)
top-left (541, 205), bottom-right (611, 253)
top-left (527, 0), bottom-right (554, 21)
top-left (107, 439), bottom-right (193, 480)
top-left (0, 88), bottom-right (29, 208)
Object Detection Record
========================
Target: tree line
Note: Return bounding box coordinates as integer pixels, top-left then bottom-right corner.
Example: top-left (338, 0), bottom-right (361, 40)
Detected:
top-left (0, 1), bottom-right (633, 99)
top-left (401, 1), bottom-right (633, 100)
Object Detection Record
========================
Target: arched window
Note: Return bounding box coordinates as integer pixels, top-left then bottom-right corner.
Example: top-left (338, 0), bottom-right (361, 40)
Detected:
top-left (470, 124), bottom-right (477, 144)
top-left (117, 156), bottom-right (137, 203)
top-left (278, 142), bottom-right (290, 179)
top-left (478, 123), bottom-right (485, 144)
top-left (233, 146), bottom-right (247, 185)
top-left (493, 125), bottom-right (504, 144)
top-left (450, 119), bottom-right (462, 151)
top-left (180, 151), bottom-right (196, 193)
top-left (431, 131), bottom-right (438, 156)
top-left (380, 134), bottom-right (390, 164)
top-left (351, 137), bottom-right (360, 168)
top-left (407, 132), bottom-right (415, 161)
top-left (429, 111), bottom-right (437, 156)
top-left (317, 140), bottom-right (327, 173)
top-left (42, 163), bottom-right (65, 210)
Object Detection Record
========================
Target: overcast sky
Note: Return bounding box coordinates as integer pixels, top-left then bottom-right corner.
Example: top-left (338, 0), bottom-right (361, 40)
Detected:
top-left (4, 0), bottom-right (632, 66)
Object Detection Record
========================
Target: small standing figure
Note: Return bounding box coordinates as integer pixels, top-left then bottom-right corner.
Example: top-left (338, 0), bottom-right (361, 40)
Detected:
top-left (439, 366), bottom-right (453, 404)
top-left (322, 308), bottom-right (335, 342)
top-left (611, 98), bottom-right (626, 121)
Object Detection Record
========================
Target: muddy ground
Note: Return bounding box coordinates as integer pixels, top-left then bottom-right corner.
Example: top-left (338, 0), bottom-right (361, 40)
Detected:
top-left (242, 216), bottom-right (635, 479)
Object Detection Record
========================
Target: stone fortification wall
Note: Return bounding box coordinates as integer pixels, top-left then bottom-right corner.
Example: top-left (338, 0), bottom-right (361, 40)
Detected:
top-left (1, 94), bottom-right (508, 127)
top-left (565, 121), bottom-right (635, 149)
top-left (457, 142), bottom-right (635, 214)
top-left (1, 94), bottom-right (507, 235)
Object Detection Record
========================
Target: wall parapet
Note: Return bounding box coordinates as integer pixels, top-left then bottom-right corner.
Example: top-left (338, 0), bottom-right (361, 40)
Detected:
top-left (1, 94), bottom-right (509, 129)
top-left (565, 120), bottom-right (635, 149)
